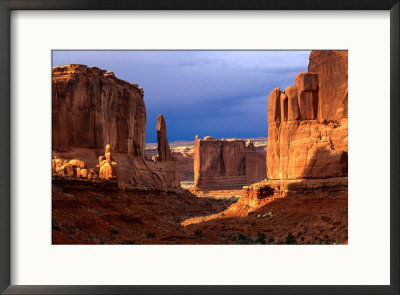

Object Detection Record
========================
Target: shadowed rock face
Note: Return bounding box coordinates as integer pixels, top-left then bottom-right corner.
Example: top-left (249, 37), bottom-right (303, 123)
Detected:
top-left (52, 64), bottom-right (146, 155)
top-left (194, 137), bottom-right (266, 189)
top-left (52, 65), bottom-right (179, 189)
top-left (156, 114), bottom-right (174, 161)
top-left (266, 50), bottom-right (348, 180)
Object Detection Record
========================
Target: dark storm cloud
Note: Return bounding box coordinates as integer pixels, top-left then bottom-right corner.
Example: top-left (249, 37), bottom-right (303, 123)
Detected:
top-left (52, 50), bottom-right (310, 142)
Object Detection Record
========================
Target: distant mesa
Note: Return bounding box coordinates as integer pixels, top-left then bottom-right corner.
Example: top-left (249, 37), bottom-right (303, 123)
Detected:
top-left (193, 137), bottom-right (266, 189)
top-left (203, 136), bottom-right (215, 141)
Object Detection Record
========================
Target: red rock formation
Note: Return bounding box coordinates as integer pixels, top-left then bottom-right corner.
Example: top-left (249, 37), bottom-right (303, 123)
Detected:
top-left (52, 64), bottom-right (146, 156)
top-left (308, 50), bottom-right (348, 122)
top-left (52, 65), bottom-right (179, 189)
top-left (266, 50), bottom-right (348, 180)
top-left (156, 114), bottom-right (174, 161)
top-left (194, 137), bottom-right (266, 189)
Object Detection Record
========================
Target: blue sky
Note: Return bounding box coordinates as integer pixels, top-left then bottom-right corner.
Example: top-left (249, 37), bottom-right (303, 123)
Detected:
top-left (52, 50), bottom-right (310, 142)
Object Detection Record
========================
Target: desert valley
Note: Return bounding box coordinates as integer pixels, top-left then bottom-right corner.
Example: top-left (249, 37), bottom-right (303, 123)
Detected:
top-left (52, 50), bottom-right (348, 245)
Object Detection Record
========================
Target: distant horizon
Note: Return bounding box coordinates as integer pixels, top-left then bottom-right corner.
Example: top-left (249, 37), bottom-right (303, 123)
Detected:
top-left (52, 50), bottom-right (310, 142)
top-left (145, 135), bottom-right (268, 144)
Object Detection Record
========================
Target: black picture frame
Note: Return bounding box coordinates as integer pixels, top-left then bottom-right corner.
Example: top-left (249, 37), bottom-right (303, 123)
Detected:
top-left (1, 1), bottom-right (399, 294)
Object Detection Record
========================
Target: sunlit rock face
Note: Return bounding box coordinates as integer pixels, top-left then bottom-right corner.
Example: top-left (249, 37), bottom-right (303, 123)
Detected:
top-left (52, 65), bottom-right (179, 189)
top-left (194, 137), bottom-right (266, 189)
top-left (266, 50), bottom-right (348, 180)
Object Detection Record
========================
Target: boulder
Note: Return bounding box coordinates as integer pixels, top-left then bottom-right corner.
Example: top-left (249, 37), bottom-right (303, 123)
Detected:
top-left (99, 162), bottom-right (113, 179)
top-left (69, 159), bottom-right (86, 169)
top-left (80, 168), bottom-right (88, 178)
top-left (75, 167), bottom-right (81, 177)
top-left (64, 163), bottom-right (74, 176)
top-left (52, 158), bottom-right (63, 173)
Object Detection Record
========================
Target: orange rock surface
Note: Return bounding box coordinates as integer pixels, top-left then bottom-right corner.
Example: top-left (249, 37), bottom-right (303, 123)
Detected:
top-left (266, 50), bottom-right (348, 179)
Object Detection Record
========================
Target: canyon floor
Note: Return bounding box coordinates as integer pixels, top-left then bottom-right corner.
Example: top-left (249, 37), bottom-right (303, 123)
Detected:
top-left (145, 137), bottom-right (267, 184)
top-left (52, 177), bottom-right (348, 245)
top-left (53, 139), bottom-right (347, 245)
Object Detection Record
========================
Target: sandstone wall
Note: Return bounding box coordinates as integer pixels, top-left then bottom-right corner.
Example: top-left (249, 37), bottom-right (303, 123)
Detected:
top-left (266, 50), bottom-right (348, 180)
top-left (194, 137), bottom-right (266, 189)
top-left (52, 64), bottom-right (146, 156)
top-left (52, 65), bottom-right (179, 189)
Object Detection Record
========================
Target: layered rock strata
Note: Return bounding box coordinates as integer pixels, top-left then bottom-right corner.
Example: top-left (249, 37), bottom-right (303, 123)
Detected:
top-left (52, 65), bottom-right (145, 155)
top-left (266, 50), bottom-right (348, 180)
top-left (52, 65), bottom-right (179, 189)
top-left (194, 136), bottom-right (266, 189)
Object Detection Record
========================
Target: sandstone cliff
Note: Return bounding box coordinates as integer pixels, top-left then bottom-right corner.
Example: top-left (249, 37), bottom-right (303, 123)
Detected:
top-left (52, 65), bottom-right (179, 189)
top-left (52, 64), bottom-right (145, 155)
top-left (194, 137), bottom-right (266, 189)
top-left (266, 50), bottom-right (348, 180)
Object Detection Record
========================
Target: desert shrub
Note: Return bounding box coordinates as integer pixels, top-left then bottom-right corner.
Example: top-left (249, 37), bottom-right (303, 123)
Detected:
top-left (122, 239), bottom-right (135, 244)
top-left (256, 232), bottom-right (266, 244)
top-left (285, 232), bottom-right (297, 244)
top-left (238, 233), bottom-right (247, 241)
top-left (195, 229), bottom-right (203, 238)
top-left (229, 196), bottom-right (239, 202)
top-left (228, 234), bottom-right (237, 241)
top-left (111, 229), bottom-right (119, 235)
top-left (146, 232), bottom-right (156, 239)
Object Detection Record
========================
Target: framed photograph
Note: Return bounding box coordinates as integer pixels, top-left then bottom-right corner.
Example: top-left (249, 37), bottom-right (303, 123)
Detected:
top-left (1, 1), bottom-right (399, 294)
